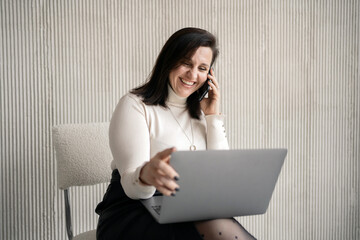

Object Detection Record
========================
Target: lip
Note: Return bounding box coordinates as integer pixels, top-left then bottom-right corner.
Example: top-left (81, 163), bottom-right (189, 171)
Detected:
top-left (179, 77), bottom-right (196, 87)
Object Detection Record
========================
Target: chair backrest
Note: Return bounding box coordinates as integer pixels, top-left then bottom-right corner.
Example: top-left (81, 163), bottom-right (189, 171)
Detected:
top-left (52, 122), bottom-right (113, 190)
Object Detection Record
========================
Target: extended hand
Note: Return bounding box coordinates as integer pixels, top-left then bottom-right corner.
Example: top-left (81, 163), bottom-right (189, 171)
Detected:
top-left (139, 147), bottom-right (180, 196)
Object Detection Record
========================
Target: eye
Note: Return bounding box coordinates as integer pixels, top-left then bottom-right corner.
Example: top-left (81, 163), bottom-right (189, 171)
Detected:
top-left (182, 61), bottom-right (191, 66)
top-left (199, 67), bottom-right (208, 71)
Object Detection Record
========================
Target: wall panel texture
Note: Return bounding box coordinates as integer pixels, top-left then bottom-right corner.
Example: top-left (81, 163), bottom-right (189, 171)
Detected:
top-left (1, 0), bottom-right (359, 239)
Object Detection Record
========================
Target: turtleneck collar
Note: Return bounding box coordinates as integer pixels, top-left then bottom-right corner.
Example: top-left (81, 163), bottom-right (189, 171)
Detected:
top-left (167, 84), bottom-right (187, 107)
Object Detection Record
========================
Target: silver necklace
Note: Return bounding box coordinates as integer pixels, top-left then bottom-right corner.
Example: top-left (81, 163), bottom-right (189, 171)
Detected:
top-left (168, 108), bottom-right (196, 151)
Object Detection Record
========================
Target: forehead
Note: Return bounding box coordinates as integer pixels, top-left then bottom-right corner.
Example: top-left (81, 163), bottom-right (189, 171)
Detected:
top-left (186, 47), bottom-right (213, 65)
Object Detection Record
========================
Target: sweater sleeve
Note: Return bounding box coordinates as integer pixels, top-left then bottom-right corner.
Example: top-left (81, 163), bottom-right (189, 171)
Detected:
top-left (109, 94), bottom-right (156, 199)
top-left (205, 114), bottom-right (230, 150)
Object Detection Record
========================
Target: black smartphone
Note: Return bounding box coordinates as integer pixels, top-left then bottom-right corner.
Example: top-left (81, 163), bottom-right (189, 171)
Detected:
top-left (198, 70), bottom-right (212, 101)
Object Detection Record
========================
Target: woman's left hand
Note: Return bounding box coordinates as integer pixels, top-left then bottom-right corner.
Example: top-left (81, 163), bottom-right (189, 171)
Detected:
top-left (200, 68), bottom-right (220, 115)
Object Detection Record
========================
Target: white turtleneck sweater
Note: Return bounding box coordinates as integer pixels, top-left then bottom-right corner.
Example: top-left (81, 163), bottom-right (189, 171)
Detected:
top-left (109, 85), bottom-right (229, 199)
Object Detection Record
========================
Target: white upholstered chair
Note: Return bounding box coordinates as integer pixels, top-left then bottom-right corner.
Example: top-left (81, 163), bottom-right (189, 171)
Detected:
top-left (52, 122), bottom-right (113, 240)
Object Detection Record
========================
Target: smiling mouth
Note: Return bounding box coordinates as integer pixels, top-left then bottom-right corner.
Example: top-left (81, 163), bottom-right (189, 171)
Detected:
top-left (180, 78), bottom-right (196, 86)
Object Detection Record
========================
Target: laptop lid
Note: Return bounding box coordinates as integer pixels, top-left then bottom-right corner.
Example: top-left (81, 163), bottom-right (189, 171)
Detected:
top-left (141, 149), bottom-right (287, 224)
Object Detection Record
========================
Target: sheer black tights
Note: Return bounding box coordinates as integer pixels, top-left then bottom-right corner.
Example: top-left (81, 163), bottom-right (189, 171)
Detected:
top-left (194, 218), bottom-right (256, 240)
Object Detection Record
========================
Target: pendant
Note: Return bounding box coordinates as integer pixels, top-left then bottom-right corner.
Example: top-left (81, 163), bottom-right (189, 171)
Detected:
top-left (190, 145), bottom-right (196, 151)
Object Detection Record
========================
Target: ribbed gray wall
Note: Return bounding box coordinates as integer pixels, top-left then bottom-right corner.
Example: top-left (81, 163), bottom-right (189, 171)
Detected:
top-left (1, 0), bottom-right (359, 239)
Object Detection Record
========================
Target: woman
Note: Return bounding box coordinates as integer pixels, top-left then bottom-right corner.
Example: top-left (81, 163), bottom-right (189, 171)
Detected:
top-left (96, 28), bottom-right (256, 240)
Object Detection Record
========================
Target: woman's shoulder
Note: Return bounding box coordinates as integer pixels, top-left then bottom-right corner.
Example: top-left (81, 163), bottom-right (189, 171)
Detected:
top-left (117, 92), bottom-right (145, 106)
top-left (113, 92), bottom-right (151, 115)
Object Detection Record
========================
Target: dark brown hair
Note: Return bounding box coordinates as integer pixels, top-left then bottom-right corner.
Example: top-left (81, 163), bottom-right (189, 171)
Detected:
top-left (131, 27), bottom-right (219, 119)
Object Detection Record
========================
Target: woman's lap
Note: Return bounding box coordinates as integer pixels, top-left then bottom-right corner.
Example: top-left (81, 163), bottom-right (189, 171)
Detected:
top-left (96, 170), bottom-right (201, 240)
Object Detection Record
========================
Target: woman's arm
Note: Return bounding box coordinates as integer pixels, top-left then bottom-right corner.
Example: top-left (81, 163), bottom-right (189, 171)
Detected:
top-left (109, 94), bottom-right (156, 199)
top-left (200, 68), bottom-right (230, 150)
top-left (205, 115), bottom-right (229, 150)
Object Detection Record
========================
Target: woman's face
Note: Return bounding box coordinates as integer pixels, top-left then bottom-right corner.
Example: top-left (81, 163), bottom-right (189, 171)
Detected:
top-left (169, 46), bottom-right (213, 98)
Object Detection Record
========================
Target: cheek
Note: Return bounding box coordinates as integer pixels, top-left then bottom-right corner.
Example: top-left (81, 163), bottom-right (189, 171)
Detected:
top-left (194, 75), bottom-right (208, 90)
top-left (169, 71), bottom-right (177, 87)
top-left (199, 73), bottom-right (208, 84)
top-left (169, 68), bottom-right (182, 82)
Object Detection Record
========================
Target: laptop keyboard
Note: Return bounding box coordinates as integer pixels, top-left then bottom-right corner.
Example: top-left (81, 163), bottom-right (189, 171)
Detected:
top-left (151, 205), bottom-right (161, 215)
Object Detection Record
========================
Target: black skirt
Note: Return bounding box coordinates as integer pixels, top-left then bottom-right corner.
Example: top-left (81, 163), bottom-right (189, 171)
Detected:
top-left (95, 169), bottom-right (202, 240)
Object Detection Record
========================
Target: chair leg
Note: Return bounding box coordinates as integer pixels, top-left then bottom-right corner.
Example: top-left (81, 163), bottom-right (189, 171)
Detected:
top-left (64, 189), bottom-right (73, 240)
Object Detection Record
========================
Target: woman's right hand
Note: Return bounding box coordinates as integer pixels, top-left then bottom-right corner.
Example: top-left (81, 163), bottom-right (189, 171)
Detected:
top-left (139, 147), bottom-right (180, 196)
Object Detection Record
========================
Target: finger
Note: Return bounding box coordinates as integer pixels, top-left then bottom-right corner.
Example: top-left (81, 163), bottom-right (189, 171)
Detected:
top-left (156, 159), bottom-right (180, 180)
top-left (208, 80), bottom-right (219, 96)
top-left (208, 69), bottom-right (219, 89)
top-left (152, 175), bottom-right (179, 196)
top-left (157, 175), bottom-right (179, 192)
top-left (157, 147), bottom-right (177, 160)
top-left (208, 77), bottom-right (219, 90)
top-left (156, 185), bottom-right (176, 196)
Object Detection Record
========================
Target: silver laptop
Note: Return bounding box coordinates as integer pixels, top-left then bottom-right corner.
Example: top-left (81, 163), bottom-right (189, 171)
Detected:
top-left (141, 149), bottom-right (287, 224)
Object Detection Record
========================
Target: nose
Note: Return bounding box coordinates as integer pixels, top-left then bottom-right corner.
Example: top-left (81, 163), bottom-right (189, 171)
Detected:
top-left (187, 67), bottom-right (198, 80)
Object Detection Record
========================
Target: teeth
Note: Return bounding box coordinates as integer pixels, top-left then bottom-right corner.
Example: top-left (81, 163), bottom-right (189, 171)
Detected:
top-left (180, 78), bottom-right (195, 86)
